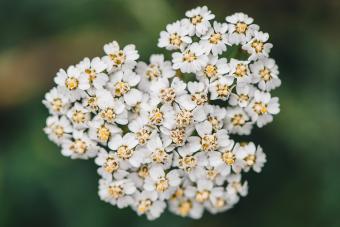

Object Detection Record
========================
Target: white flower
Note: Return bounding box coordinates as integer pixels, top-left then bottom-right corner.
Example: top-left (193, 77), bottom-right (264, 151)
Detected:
top-left (54, 66), bottom-right (86, 101)
top-left (185, 6), bottom-right (215, 36)
top-left (98, 178), bottom-right (136, 208)
top-left (144, 165), bottom-right (182, 199)
top-left (226, 12), bottom-right (259, 45)
top-left (158, 20), bottom-right (192, 51)
top-left (209, 76), bottom-right (234, 101)
top-left (88, 119), bottom-right (122, 144)
top-left (132, 190), bottom-right (166, 220)
top-left (172, 43), bottom-right (208, 73)
top-left (229, 84), bottom-right (255, 107)
top-left (77, 57), bottom-right (109, 89)
top-left (107, 70), bottom-right (140, 103)
top-left (149, 77), bottom-right (187, 105)
top-left (234, 142), bottom-right (266, 172)
top-left (225, 107), bottom-right (252, 135)
top-left (194, 121), bottom-right (230, 152)
top-left (243, 31), bottom-right (273, 61)
top-left (143, 135), bottom-right (174, 169)
top-left (102, 40), bottom-right (139, 72)
top-left (250, 58), bottom-right (281, 91)
top-left (108, 133), bottom-right (139, 164)
top-left (43, 87), bottom-right (70, 115)
top-left (204, 104), bottom-right (226, 131)
top-left (147, 104), bottom-right (176, 130)
top-left (197, 55), bottom-right (229, 81)
top-left (95, 149), bottom-right (130, 180)
top-left (128, 116), bottom-right (156, 145)
top-left (96, 89), bottom-right (127, 125)
top-left (66, 102), bottom-right (91, 129)
top-left (44, 116), bottom-right (72, 145)
top-left (229, 58), bottom-right (251, 83)
top-left (246, 90), bottom-right (280, 127)
top-left (226, 174), bottom-right (248, 196)
top-left (200, 21), bottom-right (229, 55)
top-left (137, 54), bottom-right (175, 91)
top-left (177, 81), bottom-right (209, 110)
top-left (61, 130), bottom-right (98, 159)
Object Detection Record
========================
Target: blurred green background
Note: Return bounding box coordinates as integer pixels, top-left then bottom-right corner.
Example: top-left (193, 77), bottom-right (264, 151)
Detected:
top-left (0, 0), bottom-right (339, 226)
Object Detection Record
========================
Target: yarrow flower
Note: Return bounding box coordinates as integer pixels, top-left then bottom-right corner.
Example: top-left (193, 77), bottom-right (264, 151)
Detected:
top-left (43, 6), bottom-right (281, 220)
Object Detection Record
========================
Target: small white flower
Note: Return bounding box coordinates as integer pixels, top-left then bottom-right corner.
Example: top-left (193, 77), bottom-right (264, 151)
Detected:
top-left (44, 116), bottom-right (72, 145)
top-left (225, 107), bottom-right (252, 135)
top-left (185, 6), bottom-right (215, 36)
top-left (200, 21), bottom-right (229, 55)
top-left (132, 190), bottom-right (166, 220)
top-left (88, 119), bottom-right (122, 144)
top-left (197, 55), bottom-right (229, 81)
top-left (229, 84), bottom-right (255, 107)
top-left (66, 102), bottom-right (91, 129)
top-left (246, 90), bottom-right (280, 127)
top-left (98, 178), bottom-right (136, 208)
top-left (177, 81), bottom-right (209, 110)
top-left (243, 31), bottom-right (273, 61)
top-left (158, 20), bottom-right (192, 51)
top-left (150, 77), bottom-right (187, 105)
top-left (250, 58), bottom-right (281, 91)
top-left (102, 40), bottom-right (139, 72)
top-left (54, 66), bottom-right (86, 101)
top-left (172, 43), bottom-right (208, 73)
top-left (226, 173), bottom-right (248, 196)
top-left (43, 87), bottom-right (70, 115)
top-left (77, 57), bottom-right (109, 89)
top-left (204, 104), bottom-right (227, 131)
top-left (108, 133), bottom-right (139, 163)
top-left (229, 58), bottom-right (251, 83)
top-left (235, 142), bottom-right (266, 172)
top-left (137, 54), bottom-right (175, 92)
top-left (209, 76), bottom-right (234, 101)
top-left (226, 12), bottom-right (259, 45)
top-left (61, 130), bottom-right (98, 159)
top-left (147, 104), bottom-right (176, 130)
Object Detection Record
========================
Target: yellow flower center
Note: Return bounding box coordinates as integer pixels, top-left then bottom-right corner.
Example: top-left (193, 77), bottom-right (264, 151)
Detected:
top-left (178, 200), bottom-right (192, 216)
top-left (160, 88), bottom-right (176, 104)
top-left (245, 154), bottom-right (256, 166)
top-left (260, 68), bottom-right (272, 81)
top-left (110, 50), bottom-right (126, 65)
top-left (52, 125), bottom-right (64, 138)
top-left (51, 98), bottom-right (63, 112)
top-left (155, 178), bottom-right (169, 192)
top-left (72, 110), bottom-right (86, 124)
top-left (138, 165), bottom-right (149, 178)
top-left (251, 40), bottom-right (264, 53)
top-left (69, 139), bottom-right (87, 154)
top-left (100, 108), bottom-right (116, 122)
top-left (183, 51), bottom-right (197, 63)
top-left (85, 69), bottom-right (96, 84)
top-left (136, 127), bottom-right (152, 145)
top-left (169, 33), bottom-right (182, 47)
top-left (191, 15), bottom-right (203, 25)
top-left (231, 114), bottom-right (245, 126)
top-left (108, 185), bottom-right (123, 199)
top-left (65, 77), bottom-right (79, 90)
top-left (170, 128), bottom-right (186, 146)
top-left (97, 125), bottom-right (111, 142)
top-left (207, 116), bottom-right (220, 130)
top-left (195, 190), bottom-right (210, 203)
top-left (137, 199), bottom-right (152, 214)
top-left (222, 151), bottom-right (236, 165)
top-left (114, 81), bottom-right (130, 97)
top-left (216, 84), bottom-right (231, 97)
top-left (176, 110), bottom-right (193, 128)
top-left (235, 22), bottom-right (248, 34)
top-left (204, 64), bottom-right (218, 78)
top-left (152, 148), bottom-right (168, 164)
top-left (253, 102), bottom-right (268, 115)
top-left (149, 108), bottom-right (164, 125)
top-left (104, 156), bottom-right (120, 173)
top-left (201, 134), bottom-right (218, 152)
top-left (117, 145), bottom-right (133, 160)
top-left (209, 33), bottom-right (222, 44)
top-left (235, 64), bottom-right (247, 77)
top-left (215, 197), bottom-right (225, 208)
top-left (179, 155), bottom-right (197, 172)
top-left (191, 92), bottom-right (208, 106)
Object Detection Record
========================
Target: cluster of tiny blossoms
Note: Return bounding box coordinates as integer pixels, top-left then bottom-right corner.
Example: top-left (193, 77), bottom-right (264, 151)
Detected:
top-left (43, 6), bottom-right (280, 220)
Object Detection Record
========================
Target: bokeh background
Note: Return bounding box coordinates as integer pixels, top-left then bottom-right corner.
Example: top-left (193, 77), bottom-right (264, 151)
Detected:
top-left (1, 0), bottom-right (339, 226)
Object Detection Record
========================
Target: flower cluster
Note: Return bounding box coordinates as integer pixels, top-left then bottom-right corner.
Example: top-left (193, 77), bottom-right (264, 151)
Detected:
top-left (43, 6), bottom-right (280, 220)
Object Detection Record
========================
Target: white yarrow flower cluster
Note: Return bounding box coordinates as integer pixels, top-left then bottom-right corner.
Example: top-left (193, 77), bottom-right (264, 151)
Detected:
top-left (43, 6), bottom-right (280, 220)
